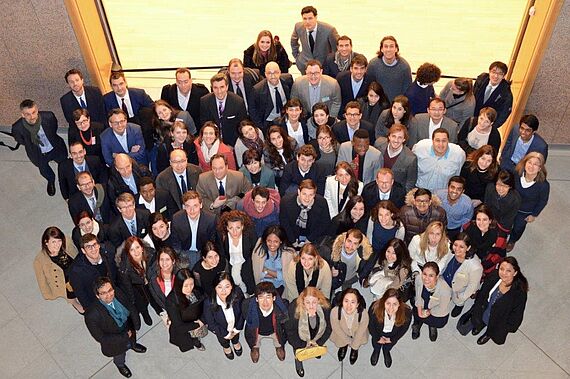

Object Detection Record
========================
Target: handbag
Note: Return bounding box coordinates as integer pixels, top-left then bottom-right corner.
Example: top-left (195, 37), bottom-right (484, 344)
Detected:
top-left (189, 323), bottom-right (208, 338)
top-left (295, 345), bottom-right (327, 361)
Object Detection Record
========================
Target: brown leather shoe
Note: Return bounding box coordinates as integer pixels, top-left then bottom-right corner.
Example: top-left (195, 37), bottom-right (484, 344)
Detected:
top-left (275, 346), bottom-right (286, 361)
top-left (250, 347), bottom-right (260, 363)
top-left (506, 242), bottom-right (516, 252)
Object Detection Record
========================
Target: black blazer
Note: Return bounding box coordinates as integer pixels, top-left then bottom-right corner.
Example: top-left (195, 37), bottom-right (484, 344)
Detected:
top-left (361, 180), bottom-right (406, 211)
top-left (155, 165), bottom-right (202, 210)
top-left (108, 208), bottom-right (151, 248)
top-left (160, 82), bottom-right (209, 126)
top-left (84, 287), bottom-right (140, 358)
top-left (170, 209), bottom-right (217, 252)
top-left (226, 70), bottom-right (258, 114)
top-left (203, 287), bottom-right (245, 338)
top-left (216, 227), bottom-right (257, 295)
top-left (156, 140), bottom-right (199, 174)
top-left (106, 162), bottom-right (152, 207)
top-left (165, 289), bottom-right (205, 351)
top-left (332, 120), bottom-right (375, 145)
top-left (68, 185), bottom-right (113, 224)
top-left (473, 74), bottom-right (513, 127)
top-left (11, 111), bottom-right (67, 167)
top-left (135, 188), bottom-right (178, 220)
top-left (470, 271), bottom-right (527, 345)
top-left (68, 121), bottom-right (105, 161)
top-left (250, 76), bottom-right (293, 131)
top-left (60, 85), bottom-right (106, 129)
top-left (57, 155), bottom-right (107, 200)
top-left (272, 116), bottom-right (311, 145)
top-left (278, 161), bottom-right (327, 196)
top-left (279, 193), bottom-right (332, 244)
top-left (337, 71), bottom-right (373, 119)
top-left (368, 304), bottom-right (411, 347)
top-left (69, 248), bottom-right (118, 308)
top-left (199, 92), bottom-right (247, 146)
top-left (457, 116), bottom-right (502, 154)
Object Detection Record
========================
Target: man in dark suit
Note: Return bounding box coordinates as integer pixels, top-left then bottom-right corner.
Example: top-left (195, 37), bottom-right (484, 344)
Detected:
top-left (60, 68), bottom-right (106, 139)
top-left (100, 109), bottom-right (147, 166)
top-left (337, 54), bottom-right (372, 119)
top-left (196, 154), bottom-right (252, 214)
top-left (68, 171), bottom-right (112, 224)
top-left (160, 67), bottom-right (209, 126)
top-left (200, 73), bottom-right (247, 146)
top-left (322, 35), bottom-right (359, 79)
top-left (58, 141), bottom-right (107, 200)
top-left (225, 58), bottom-right (259, 114)
top-left (103, 71), bottom-right (153, 118)
top-left (332, 101), bottom-right (375, 144)
top-left (136, 177), bottom-right (177, 220)
top-left (362, 168), bottom-right (406, 211)
top-left (250, 61), bottom-right (293, 131)
top-left (500, 114), bottom-right (548, 173)
top-left (290, 5), bottom-right (340, 74)
top-left (279, 145), bottom-right (326, 196)
top-left (12, 99), bottom-right (68, 196)
top-left (85, 276), bottom-right (146, 378)
top-left (155, 149), bottom-right (201, 210)
top-left (171, 191), bottom-right (217, 268)
top-left (108, 192), bottom-right (151, 248)
top-left (473, 61), bottom-right (513, 128)
top-left (107, 154), bottom-right (152, 207)
top-left (69, 233), bottom-right (118, 308)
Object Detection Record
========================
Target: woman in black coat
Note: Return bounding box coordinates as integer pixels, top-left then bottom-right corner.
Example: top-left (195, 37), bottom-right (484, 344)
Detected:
top-left (202, 272), bottom-right (245, 359)
top-left (165, 269), bottom-right (206, 352)
top-left (464, 256), bottom-right (528, 345)
top-left (243, 30), bottom-right (290, 76)
top-left (368, 288), bottom-right (412, 368)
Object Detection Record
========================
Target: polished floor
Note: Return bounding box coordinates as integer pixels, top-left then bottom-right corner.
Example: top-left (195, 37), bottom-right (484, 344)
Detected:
top-left (0, 136), bottom-right (568, 378)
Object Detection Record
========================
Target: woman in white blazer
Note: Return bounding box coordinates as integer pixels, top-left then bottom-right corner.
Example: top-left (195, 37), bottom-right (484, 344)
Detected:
top-left (440, 232), bottom-right (483, 317)
top-left (324, 161), bottom-right (363, 218)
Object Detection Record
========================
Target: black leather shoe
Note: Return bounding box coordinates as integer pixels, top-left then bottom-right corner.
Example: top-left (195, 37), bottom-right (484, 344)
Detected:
top-left (411, 323), bottom-right (421, 340)
top-left (223, 348), bottom-right (234, 360)
top-left (349, 348), bottom-right (358, 365)
top-left (47, 182), bottom-right (56, 196)
top-left (477, 334), bottom-right (492, 345)
top-left (471, 326), bottom-right (483, 336)
top-left (337, 345), bottom-right (348, 361)
top-left (429, 326), bottom-right (438, 342)
top-left (233, 343), bottom-right (243, 356)
top-left (117, 365), bottom-right (132, 378)
top-left (451, 305), bottom-right (464, 318)
top-left (295, 359), bottom-right (304, 377)
top-left (142, 313), bottom-right (153, 326)
top-left (132, 343), bottom-right (147, 353)
top-left (383, 349), bottom-right (392, 368)
top-left (370, 349), bottom-right (380, 366)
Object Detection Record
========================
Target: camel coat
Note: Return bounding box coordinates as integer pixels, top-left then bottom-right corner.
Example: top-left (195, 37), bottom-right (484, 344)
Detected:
top-left (329, 306), bottom-right (369, 349)
top-left (33, 237), bottom-right (78, 300)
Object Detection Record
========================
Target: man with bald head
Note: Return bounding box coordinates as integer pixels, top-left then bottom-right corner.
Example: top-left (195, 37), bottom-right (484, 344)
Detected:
top-left (250, 61), bottom-right (294, 131)
top-left (156, 149), bottom-right (202, 210)
top-left (107, 153), bottom-right (151, 207)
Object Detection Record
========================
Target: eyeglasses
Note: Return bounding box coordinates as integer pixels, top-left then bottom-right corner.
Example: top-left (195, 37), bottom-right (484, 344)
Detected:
top-left (75, 119), bottom-right (89, 125)
top-left (83, 242), bottom-right (99, 251)
top-left (110, 119), bottom-right (127, 126)
top-left (415, 199), bottom-right (430, 204)
top-left (317, 135), bottom-right (331, 140)
top-left (346, 113), bottom-right (361, 117)
top-left (78, 181), bottom-right (93, 187)
top-left (170, 160), bottom-right (187, 164)
top-left (97, 287), bottom-right (114, 296)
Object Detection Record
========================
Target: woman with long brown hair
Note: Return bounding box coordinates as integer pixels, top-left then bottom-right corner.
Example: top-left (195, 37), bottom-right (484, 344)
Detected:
top-left (243, 30), bottom-right (290, 76)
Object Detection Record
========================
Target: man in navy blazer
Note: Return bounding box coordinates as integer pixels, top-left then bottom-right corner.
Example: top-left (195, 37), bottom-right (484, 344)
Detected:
top-left (100, 109), bottom-right (147, 166)
top-left (322, 35), bottom-right (359, 79)
top-left (200, 73), bottom-right (247, 146)
top-left (337, 55), bottom-right (372, 120)
top-left (12, 99), bottom-right (68, 196)
top-left (58, 141), bottom-right (107, 200)
top-left (361, 168), bottom-right (406, 211)
top-left (108, 192), bottom-right (151, 248)
top-left (103, 71), bottom-right (153, 118)
top-left (500, 114), bottom-right (548, 173)
top-left (68, 171), bottom-right (112, 224)
top-left (135, 177), bottom-right (178, 220)
top-left (250, 61), bottom-right (293, 131)
top-left (332, 101), bottom-right (375, 145)
top-left (60, 69), bottom-right (106, 140)
top-left (160, 67), bottom-right (209, 126)
top-left (473, 61), bottom-right (513, 128)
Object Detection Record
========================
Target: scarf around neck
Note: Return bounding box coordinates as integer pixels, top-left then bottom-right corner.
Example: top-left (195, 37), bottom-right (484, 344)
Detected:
top-left (23, 114), bottom-right (43, 146)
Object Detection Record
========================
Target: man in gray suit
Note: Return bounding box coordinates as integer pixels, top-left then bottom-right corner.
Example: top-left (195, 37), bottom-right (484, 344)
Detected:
top-left (407, 97), bottom-right (458, 147)
top-left (337, 129), bottom-right (381, 185)
top-left (374, 124), bottom-right (418, 192)
top-left (196, 154), bottom-right (252, 214)
top-left (156, 149), bottom-right (201, 210)
top-left (291, 59), bottom-right (342, 118)
top-left (290, 5), bottom-right (340, 74)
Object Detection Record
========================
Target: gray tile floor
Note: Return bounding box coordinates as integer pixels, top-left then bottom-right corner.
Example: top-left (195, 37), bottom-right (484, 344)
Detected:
top-left (0, 136), bottom-right (568, 378)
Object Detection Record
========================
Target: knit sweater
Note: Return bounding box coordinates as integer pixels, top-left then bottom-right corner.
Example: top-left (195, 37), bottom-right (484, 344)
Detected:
top-left (367, 56), bottom-right (412, 102)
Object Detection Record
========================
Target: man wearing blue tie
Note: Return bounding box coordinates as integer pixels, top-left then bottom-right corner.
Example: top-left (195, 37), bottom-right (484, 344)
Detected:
top-left (108, 192), bottom-right (150, 248)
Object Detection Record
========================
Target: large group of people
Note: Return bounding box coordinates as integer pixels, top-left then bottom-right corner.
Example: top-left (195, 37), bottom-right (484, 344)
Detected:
top-left (23, 5), bottom-right (547, 378)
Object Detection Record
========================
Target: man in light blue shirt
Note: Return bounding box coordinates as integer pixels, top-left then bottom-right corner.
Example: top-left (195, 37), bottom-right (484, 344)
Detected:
top-left (436, 176), bottom-right (473, 240)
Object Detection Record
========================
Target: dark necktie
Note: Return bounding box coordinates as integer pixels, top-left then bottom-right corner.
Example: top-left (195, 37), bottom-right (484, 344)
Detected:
top-left (129, 219), bottom-right (136, 236)
top-left (90, 197), bottom-right (102, 222)
top-left (274, 87), bottom-right (283, 114)
top-left (121, 98), bottom-right (128, 115)
top-left (79, 97), bottom-right (87, 109)
top-left (218, 180), bottom-right (225, 196)
top-left (235, 83), bottom-right (244, 98)
top-left (180, 175), bottom-right (188, 194)
top-left (308, 30), bottom-right (315, 53)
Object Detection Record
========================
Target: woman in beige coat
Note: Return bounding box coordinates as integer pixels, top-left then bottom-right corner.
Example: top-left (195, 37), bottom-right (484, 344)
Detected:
top-left (330, 288), bottom-right (369, 365)
top-left (33, 226), bottom-right (84, 314)
top-left (284, 243), bottom-right (332, 301)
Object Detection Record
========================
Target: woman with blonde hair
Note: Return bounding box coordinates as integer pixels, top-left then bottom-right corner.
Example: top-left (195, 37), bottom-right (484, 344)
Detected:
top-left (507, 151), bottom-right (549, 251)
top-left (284, 243), bottom-right (332, 301)
top-left (285, 287), bottom-right (331, 377)
top-left (407, 221), bottom-right (451, 274)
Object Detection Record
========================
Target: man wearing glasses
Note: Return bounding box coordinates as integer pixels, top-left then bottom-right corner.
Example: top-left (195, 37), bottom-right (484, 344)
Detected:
top-left (100, 109), bottom-right (147, 167)
top-left (407, 97), bottom-right (458, 147)
top-left (291, 59), bottom-right (341, 118)
top-left (69, 234), bottom-right (118, 308)
top-left (108, 192), bottom-right (150, 248)
top-left (332, 101), bottom-right (375, 144)
top-left (473, 61), bottom-right (513, 128)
